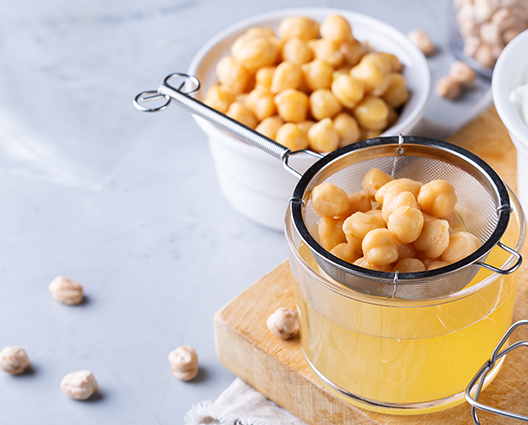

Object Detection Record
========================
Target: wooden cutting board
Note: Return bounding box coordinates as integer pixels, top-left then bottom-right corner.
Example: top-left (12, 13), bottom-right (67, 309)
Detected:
top-left (214, 107), bottom-right (528, 424)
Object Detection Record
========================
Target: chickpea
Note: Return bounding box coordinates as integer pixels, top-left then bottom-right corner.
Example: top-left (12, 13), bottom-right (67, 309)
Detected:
top-left (320, 14), bottom-right (353, 43)
top-left (307, 118), bottom-right (340, 153)
top-left (274, 89), bottom-right (309, 123)
top-left (340, 39), bottom-right (364, 66)
top-left (381, 190), bottom-right (419, 223)
top-left (276, 123), bottom-right (309, 150)
top-left (278, 16), bottom-right (320, 41)
top-left (216, 56), bottom-right (250, 94)
top-left (297, 120), bottom-right (315, 134)
top-left (437, 76), bottom-right (462, 100)
top-left (331, 74), bottom-right (365, 108)
top-left (318, 217), bottom-right (346, 251)
top-left (449, 61), bottom-right (476, 87)
top-left (270, 61), bottom-right (302, 93)
top-left (340, 189), bottom-right (371, 217)
top-left (381, 73), bottom-right (410, 108)
top-left (425, 260), bottom-right (450, 271)
top-left (330, 243), bottom-right (361, 264)
top-left (366, 209), bottom-right (384, 221)
top-left (361, 129), bottom-right (382, 140)
top-left (245, 27), bottom-right (276, 38)
top-left (388, 206), bottom-right (424, 244)
top-left (417, 179), bottom-right (457, 218)
top-left (377, 52), bottom-right (402, 73)
top-left (282, 37), bottom-right (313, 65)
top-left (350, 54), bottom-right (390, 96)
top-left (333, 65), bottom-right (353, 78)
top-left (236, 93), bottom-right (248, 105)
top-left (354, 257), bottom-right (384, 271)
top-left (333, 112), bottom-right (360, 147)
top-left (362, 228), bottom-right (399, 267)
top-left (407, 29), bottom-right (436, 56)
top-left (232, 34), bottom-right (279, 71)
top-left (255, 66), bottom-right (276, 91)
top-left (310, 39), bottom-right (345, 68)
top-left (393, 258), bottom-right (426, 273)
top-left (309, 89), bottom-right (343, 121)
top-left (413, 219), bottom-right (450, 259)
top-left (441, 232), bottom-right (481, 263)
top-left (362, 168), bottom-right (394, 198)
top-left (374, 178), bottom-right (423, 205)
top-left (301, 59), bottom-right (334, 91)
top-left (246, 88), bottom-right (276, 121)
top-left (386, 107), bottom-right (399, 128)
top-left (255, 115), bottom-right (283, 139)
top-left (203, 85), bottom-right (236, 113)
top-left (226, 101), bottom-right (258, 129)
top-left (353, 95), bottom-right (389, 131)
top-left (311, 182), bottom-right (350, 218)
top-left (343, 211), bottom-right (386, 252)
top-left (397, 243), bottom-right (419, 260)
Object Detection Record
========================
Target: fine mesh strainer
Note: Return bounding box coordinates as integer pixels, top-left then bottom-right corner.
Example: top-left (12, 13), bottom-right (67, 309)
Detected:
top-left (134, 73), bottom-right (522, 300)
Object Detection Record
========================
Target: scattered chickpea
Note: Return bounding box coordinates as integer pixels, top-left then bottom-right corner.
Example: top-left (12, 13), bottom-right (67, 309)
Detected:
top-left (49, 276), bottom-right (84, 305)
top-left (407, 29), bottom-right (436, 56)
top-left (168, 345), bottom-right (199, 381)
top-left (60, 371), bottom-right (99, 400)
top-left (0, 346), bottom-right (30, 375)
top-left (449, 61), bottom-right (476, 87)
top-left (436, 76), bottom-right (463, 100)
top-left (267, 307), bottom-right (299, 339)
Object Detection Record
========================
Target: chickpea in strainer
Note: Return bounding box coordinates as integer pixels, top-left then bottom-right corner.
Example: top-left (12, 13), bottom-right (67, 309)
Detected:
top-left (342, 211), bottom-right (386, 252)
top-left (362, 228), bottom-right (399, 267)
top-left (318, 217), bottom-right (347, 251)
top-left (311, 182), bottom-right (350, 218)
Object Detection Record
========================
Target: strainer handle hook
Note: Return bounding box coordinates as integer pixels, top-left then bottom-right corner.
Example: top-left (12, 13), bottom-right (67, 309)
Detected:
top-left (475, 241), bottom-right (522, 275)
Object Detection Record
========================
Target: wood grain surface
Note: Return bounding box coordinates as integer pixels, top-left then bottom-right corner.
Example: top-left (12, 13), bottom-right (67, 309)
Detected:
top-left (214, 107), bottom-right (528, 424)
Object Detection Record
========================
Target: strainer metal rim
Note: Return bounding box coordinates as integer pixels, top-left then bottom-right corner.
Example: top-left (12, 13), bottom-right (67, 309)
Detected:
top-left (290, 136), bottom-right (511, 283)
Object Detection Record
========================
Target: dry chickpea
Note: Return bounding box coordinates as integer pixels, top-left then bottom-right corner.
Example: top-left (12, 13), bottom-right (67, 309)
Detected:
top-left (282, 37), bottom-right (313, 65)
top-left (350, 54), bottom-right (390, 96)
top-left (310, 38), bottom-right (345, 68)
top-left (437, 76), bottom-right (462, 100)
top-left (255, 66), bottom-right (276, 91)
top-left (61, 371), bottom-right (99, 400)
top-left (278, 16), bottom-right (320, 41)
top-left (393, 258), bottom-right (426, 273)
top-left (407, 29), bottom-right (436, 56)
top-left (340, 39), bottom-right (364, 66)
top-left (333, 112), bottom-right (360, 147)
top-left (441, 231), bottom-right (481, 263)
top-left (331, 74), bottom-right (365, 108)
top-left (397, 243), bottom-right (419, 260)
top-left (417, 179), bottom-right (457, 218)
top-left (274, 89), bottom-right (309, 123)
top-left (245, 27), bottom-right (276, 38)
top-left (307, 118), bottom-right (340, 153)
top-left (374, 178), bottom-right (423, 205)
top-left (318, 217), bottom-right (346, 251)
top-left (203, 85), bottom-right (236, 113)
top-left (330, 243), bottom-right (361, 263)
top-left (232, 34), bottom-right (279, 71)
top-left (362, 168), bottom-right (394, 198)
top-left (311, 182), bottom-right (350, 217)
top-left (297, 120), bottom-right (315, 134)
top-left (353, 95), bottom-right (389, 131)
top-left (381, 73), bottom-right (410, 108)
top-left (276, 123), bottom-right (309, 150)
top-left (255, 115), bottom-right (283, 139)
top-left (267, 307), bottom-right (299, 339)
top-left (388, 206), bottom-right (424, 244)
top-left (301, 59), bottom-right (334, 91)
top-left (340, 189), bottom-right (372, 217)
top-left (0, 346), bottom-right (30, 375)
top-left (226, 101), bottom-right (258, 129)
top-left (271, 61), bottom-right (302, 93)
top-left (343, 211), bottom-right (386, 252)
top-left (449, 61), bottom-right (476, 87)
top-left (309, 89), bottom-right (343, 121)
top-left (246, 88), bottom-right (276, 121)
top-left (413, 219), bottom-right (450, 259)
top-left (362, 228), bottom-right (399, 267)
top-left (216, 56), bottom-right (250, 94)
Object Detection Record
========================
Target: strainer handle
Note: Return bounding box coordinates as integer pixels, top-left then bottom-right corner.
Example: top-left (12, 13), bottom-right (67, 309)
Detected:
top-left (475, 241), bottom-right (522, 275)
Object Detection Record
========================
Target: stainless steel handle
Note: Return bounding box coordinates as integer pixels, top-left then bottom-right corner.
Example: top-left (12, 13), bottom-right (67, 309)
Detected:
top-left (475, 241), bottom-right (523, 275)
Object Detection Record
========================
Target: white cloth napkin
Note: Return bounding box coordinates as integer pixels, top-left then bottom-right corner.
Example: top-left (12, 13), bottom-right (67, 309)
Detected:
top-left (185, 378), bottom-right (308, 425)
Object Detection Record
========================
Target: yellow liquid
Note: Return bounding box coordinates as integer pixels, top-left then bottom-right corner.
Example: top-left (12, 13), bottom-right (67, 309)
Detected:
top-left (294, 243), bottom-right (518, 413)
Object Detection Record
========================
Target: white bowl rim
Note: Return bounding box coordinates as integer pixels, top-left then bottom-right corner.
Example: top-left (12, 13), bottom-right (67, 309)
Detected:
top-left (187, 7), bottom-right (431, 151)
top-left (492, 28), bottom-right (528, 149)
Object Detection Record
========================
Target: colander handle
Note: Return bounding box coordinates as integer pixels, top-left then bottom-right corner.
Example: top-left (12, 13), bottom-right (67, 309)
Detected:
top-left (475, 241), bottom-right (522, 275)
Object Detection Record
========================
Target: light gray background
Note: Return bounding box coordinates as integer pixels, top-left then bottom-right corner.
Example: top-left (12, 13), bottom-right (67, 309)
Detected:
top-left (0, 0), bottom-right (491, 423)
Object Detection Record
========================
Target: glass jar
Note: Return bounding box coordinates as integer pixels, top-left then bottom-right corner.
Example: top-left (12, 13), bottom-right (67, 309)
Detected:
top-left (285, 187), bottom-right (525, 415)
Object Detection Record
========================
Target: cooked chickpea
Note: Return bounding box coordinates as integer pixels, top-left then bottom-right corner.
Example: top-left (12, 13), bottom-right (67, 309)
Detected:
top-left (397, 243), bottom-right (419, 260)
top-left (333, 112), bottom-right (360, 147)
top-left (311, 182), bottom-right (350, 217)
top-left (276, 123), bottom-right (309, 150)
top-left (297, 120), bottom-right (315, 134)
top-left (245, 27), bottom-right (276, 38)
top-left (310, 39), bottom-right (345, 68)
top-left (413, 219), bottom-right (450, 259)
top-left (343, 211), bottom-right (386, 252)
top-left (255, 115), bottom-right (284, 139)
top-left (232, 34), bottom-right (279, 71)
top-left (341, 189), bottom-right (372, 217)
top-left (282, 37), bottom-right (313, 65)
top-left (301, 59), bottom-right (334, 91)
top-left (354, 257), bottom-right (383, 271)
top-left (331, 74), bottom-right (365, 108)
top-left (246, 88), bottom-right (276, 121)
top-left (362, 168), bottom-right (394, 198)
top-left (386, 107), bottom-right (399, 128)
top-left (417, 179), bottom-right (457, 218)
top-left (318, 217), bottom-right (346, 251)
top-left (366, 209), bottom-right (383, 220)
top-left (353, 95), bottom-right (389, 131)
top-left (441, 232), bottom-right (481, 264)
top-left (393, 258), bottom-right (426, 273)
top-left (381, 73), bottom-right (409, 108)
top-left (330, 243), bottom-right (361, 263)
top-left (270, 61), bottom-right (302, 93)
top-left (350, 55), bottom-right (390, 96)
top-left (444, 210), bottom-right (465, 233)
top-left (374, 178), bottom-right (423, 205)
top-left (388, 206), bottom-right (424, 244)
top-left (203, 85), bottom-right (236, 113)
top-left (340, 39), bottom-right (364, 66)
top-left (278, 16), bottom-right (320, 41)
top-left (216, 56), bottom-right (250, 94)
top-left (309, 89), bottom-right (343, 121)
top-left (381, 190), bottom-right (419, 223)
top-left (425, 260), bottom-right (450, 271)
top-left (307, 118), bottom-right (340, 153)
top-left (362, 228), bottom-right (399, 267)
top-left (274, 89), bottom-right (309, 123)
top-left (255, 66), bottom-right (276, 91)
top-left (320, 14), bottom-right (353, 43)
top-left (226, 101), bottom-right (258, 129)
top-left (377, 52), bottom-right (402, 73)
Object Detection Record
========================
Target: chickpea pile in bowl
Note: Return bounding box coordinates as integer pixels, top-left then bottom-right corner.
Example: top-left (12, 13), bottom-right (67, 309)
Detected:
top-left (312, 168), bottom-right (482, 273)
top-left (203, 14), bottom-right (410, 153)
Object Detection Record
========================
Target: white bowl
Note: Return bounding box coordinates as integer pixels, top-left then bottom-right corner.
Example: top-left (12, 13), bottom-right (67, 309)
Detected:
top-left (492, 29), bottom-right (528, 216)
top-left (188, 8), bottom-right (432, 231)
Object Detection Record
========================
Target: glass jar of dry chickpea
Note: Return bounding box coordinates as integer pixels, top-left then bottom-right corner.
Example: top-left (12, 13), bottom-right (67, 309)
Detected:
top-left (286, 184), bottom-right (525, 414)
